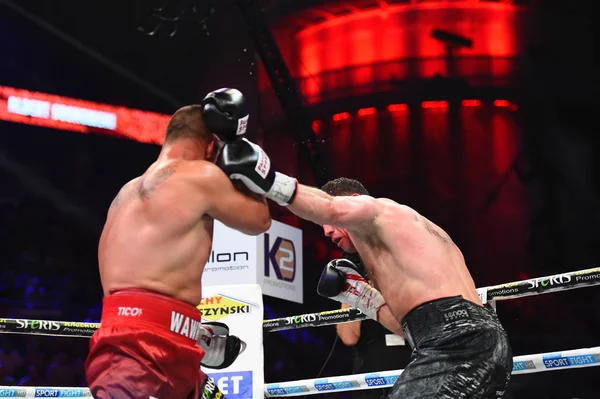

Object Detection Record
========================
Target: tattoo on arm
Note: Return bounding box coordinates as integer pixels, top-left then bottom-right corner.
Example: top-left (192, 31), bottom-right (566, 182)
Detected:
top-left (424, 220), bottom-right (455, 245)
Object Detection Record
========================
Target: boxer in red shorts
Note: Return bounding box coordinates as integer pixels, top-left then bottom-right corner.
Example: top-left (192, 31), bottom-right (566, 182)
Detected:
top-left (85, 89), bottom-right (271, 399)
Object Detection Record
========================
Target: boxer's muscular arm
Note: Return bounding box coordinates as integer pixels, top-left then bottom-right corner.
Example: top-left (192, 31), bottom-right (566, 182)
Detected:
top-left (377, 305), bottom-right (404, 337)
top-left (288, 184), bottom-right (380, 227)
top-left (188, 162), bottom-right (271, 235)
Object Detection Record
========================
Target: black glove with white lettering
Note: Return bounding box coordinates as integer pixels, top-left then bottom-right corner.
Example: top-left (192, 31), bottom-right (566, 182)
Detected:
top-left (201, 88), bottom-right (249, 142)
top-left (217, 138), bottom-right (298, 205)
top-left (198, 322), bottom-right (246, 369)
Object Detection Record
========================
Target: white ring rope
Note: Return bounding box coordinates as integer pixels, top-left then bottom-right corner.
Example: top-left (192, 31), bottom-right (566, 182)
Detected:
top-left (1, 346), bottom-right (599, 398)
top-left (264, 346), bottom-right (600, 397)
top-left (1, 267), bottom-right (599, 337)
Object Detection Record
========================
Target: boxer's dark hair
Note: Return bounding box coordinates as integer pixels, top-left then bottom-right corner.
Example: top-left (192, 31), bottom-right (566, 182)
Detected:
top-left (165, 105), bottom-right (212, 143)
top-left (321, 177), bottom-right (369, 196)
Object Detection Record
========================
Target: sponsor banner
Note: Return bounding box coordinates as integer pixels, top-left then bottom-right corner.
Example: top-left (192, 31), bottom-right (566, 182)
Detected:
top-left (33, 388), bottom-right (91, 397)
top-left (200, 285), bottom-right (263, 399)
top-left (260, 220), bottom-right (304, 304)
top-left (0, 318), bottom-right (99, 338)
top-left (264, 370), bottom-right (403, 397)
top-left (485, 267), bottom-right (600, 301)
top-left (0, 388), bottom-right (27, 398)
top-left (542, 353), bottom-right (600, 369)
top-left (0, 85), bottom-right (169, 145)
top-left (0, 388), bottom-right (91, 397)
top-left (265, 384), bottom-right (310, 396)
top-left (364, 373), bottom-right (399, 388)
top-left (512, 360), bottom-right (536, 372)
top-left (314, 379), bottom-right (360, 391)
top-left (206, 371), bottom-right (252, 399)
top-left (526, 274), bottom-right (572, 290)
top-left (485, 280), bottom-right (529, 300)
top-left (261, 308), bottom-right (367, 333)
top-left (202, 221), bottom-right (257, 287)
top-left (572, 267), bottom-right (600, 285)
top-left (203, 220), bottom-right (304, 304)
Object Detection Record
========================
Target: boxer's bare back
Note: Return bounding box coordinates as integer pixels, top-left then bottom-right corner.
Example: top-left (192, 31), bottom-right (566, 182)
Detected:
top-left (99, 158), bottom-right (271, 306)
top-left (344, 199), bottom-right (480, 322)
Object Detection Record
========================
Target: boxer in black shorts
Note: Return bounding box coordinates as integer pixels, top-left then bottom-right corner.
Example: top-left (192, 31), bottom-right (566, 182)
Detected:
top-left (389, 297), bottom-right (512, 398)
top-left (213, 140), bottom-right (514, 399)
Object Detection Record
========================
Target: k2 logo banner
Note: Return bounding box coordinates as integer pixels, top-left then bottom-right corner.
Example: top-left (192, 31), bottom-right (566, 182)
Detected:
top-left (264, 233), bottom-right (296, 282)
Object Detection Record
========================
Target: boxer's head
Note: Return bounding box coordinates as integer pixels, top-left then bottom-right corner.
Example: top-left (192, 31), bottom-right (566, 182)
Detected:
top-left (321, 177), bottom-right (369, 253)
top-left (164, 105), bottom-right (222, 162)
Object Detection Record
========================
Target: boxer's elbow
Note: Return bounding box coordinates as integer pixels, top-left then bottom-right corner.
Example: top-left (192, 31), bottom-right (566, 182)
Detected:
top-left (318, 197), bottom-right (341, 225)
top-left (247, 204), bottom-right (272, 235)
top-left (326, 197), bottom-right (354, 226)
top-left (337, 323), bottom-right (360, 346)
top-left (259, 213), bottom-right (272, 233)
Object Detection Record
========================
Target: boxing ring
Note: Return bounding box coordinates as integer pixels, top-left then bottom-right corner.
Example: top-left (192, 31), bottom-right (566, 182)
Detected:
top-left (1, 267), bottom-right (599, 398)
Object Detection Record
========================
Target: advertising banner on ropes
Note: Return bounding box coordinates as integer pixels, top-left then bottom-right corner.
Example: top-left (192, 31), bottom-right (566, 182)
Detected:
top-left (199, 284), bottom-right (264, 399)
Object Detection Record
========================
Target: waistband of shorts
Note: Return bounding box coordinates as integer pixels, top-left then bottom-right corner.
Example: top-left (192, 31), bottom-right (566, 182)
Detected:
top-left (100, 288), bottom-right (202, 345)
top-left (401, 296), bottom-right (494, 349)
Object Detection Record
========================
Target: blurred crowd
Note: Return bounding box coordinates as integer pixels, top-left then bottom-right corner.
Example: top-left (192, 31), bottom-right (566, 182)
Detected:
top-left (0, 334), bottom-right (88, 387)
top-left (0, 198), bottom-right (102, 321)
top-left (0, 197), bottom-right (100, 386)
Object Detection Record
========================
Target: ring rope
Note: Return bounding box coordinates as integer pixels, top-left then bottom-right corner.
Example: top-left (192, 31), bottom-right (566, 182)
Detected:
top-left (1, 266), bottom-right (597, 338)
top-left (265, 266), bottom-right (600, 331)
top-left (1, 346), bottom-right (599, 398)
top-left (264, 346), bottom-right (600, 397)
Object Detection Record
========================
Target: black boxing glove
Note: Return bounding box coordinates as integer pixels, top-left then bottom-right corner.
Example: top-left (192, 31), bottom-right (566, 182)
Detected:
top-left (217, 138), bottom-right (298, 206)
top-left (197, 322), bottom-right (246, 369)
top-left (341, 252), bottom-right (369, 280)
top-left (317, 259), bottom-right (385, 321)
top-left (201, 88), bottom-right (249, 142)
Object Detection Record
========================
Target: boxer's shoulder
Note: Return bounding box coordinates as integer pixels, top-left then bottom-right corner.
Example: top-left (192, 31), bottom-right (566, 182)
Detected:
top-left (141, 160), bottom-right (223, 189)
top-left (177, 160), bottom-right (231, 188)
top-left (137, 161), bottom-right (182, 200)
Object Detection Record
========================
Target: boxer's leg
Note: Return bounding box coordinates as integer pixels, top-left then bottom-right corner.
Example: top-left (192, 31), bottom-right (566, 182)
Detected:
top-left (387, 328), bottom-right (510, 399)
top-left (86, 328), bottom-right (203, 399)
top-left (87, 350), bottom-right (165, 399)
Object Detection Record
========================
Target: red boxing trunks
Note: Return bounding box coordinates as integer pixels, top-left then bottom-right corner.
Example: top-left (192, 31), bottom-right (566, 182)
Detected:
top-left (85, 289), bottom-right (223, 399)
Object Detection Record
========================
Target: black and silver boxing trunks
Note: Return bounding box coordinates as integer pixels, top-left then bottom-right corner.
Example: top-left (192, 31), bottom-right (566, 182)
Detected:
top-left (387, 296), bottom-right (512, 399)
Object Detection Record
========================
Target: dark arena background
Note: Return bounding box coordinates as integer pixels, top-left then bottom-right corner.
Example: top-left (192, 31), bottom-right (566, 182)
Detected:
top-left (0, 0), bottom-right (599, 398)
